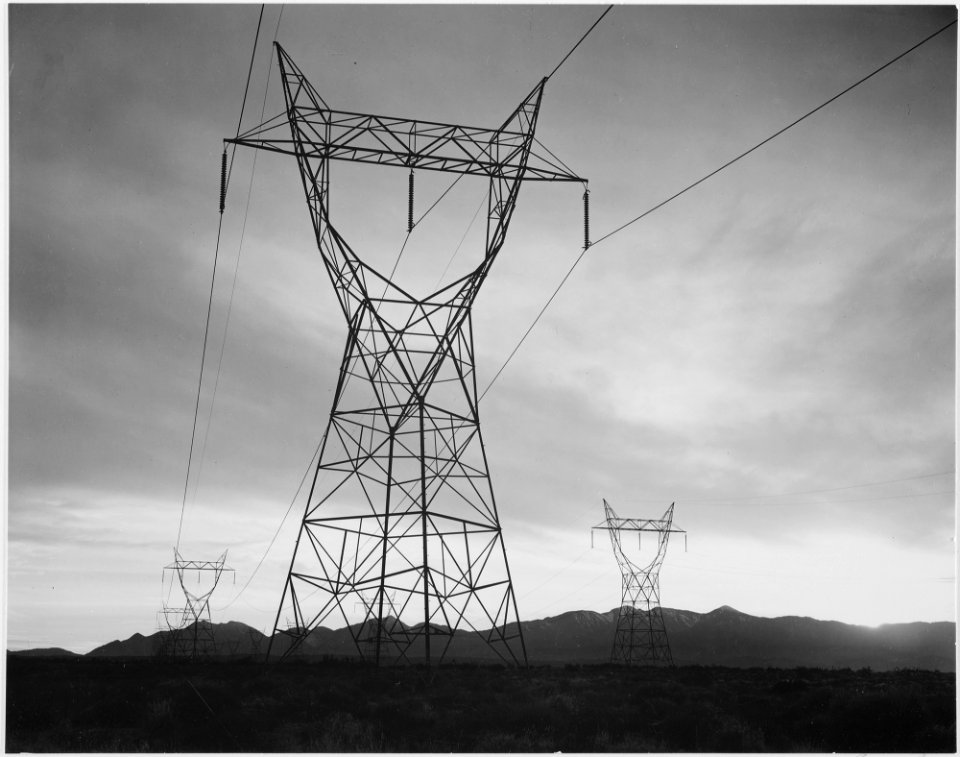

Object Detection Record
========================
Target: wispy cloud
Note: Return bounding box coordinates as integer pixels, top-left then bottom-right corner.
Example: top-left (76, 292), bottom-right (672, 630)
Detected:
top-left (8, 5), bottom-right (954, 650)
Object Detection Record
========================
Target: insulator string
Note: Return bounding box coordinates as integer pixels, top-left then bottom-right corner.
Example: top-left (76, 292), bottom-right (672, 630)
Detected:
top-left (407, 169), bottom-right (415, 232)
top-left (219, 149), bottom-right (228, 213)
top-left (583, 188), bottom-right (590, 249)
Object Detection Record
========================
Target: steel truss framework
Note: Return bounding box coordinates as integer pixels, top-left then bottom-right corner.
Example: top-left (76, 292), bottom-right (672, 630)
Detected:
top-left (593, 500), bottom-right (685, 665)
top-left (228, 44), bottom-right (583, 665)
top-left (159, 550), bottom-right (233, 660)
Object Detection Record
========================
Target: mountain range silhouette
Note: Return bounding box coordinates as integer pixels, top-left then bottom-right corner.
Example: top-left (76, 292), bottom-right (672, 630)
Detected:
top-left (16, 606), bottom-right (954, 671)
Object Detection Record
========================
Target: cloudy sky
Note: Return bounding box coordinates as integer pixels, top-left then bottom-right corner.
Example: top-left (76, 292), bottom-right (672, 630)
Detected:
top-left (7, 4), bottom-right (956, 653)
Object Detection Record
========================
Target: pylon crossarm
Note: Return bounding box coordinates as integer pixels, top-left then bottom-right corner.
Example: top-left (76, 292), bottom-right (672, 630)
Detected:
top-left (596, 500), bottom-right (683, 666)
top-left (163, 560), bottom-right (234, 572)
top-left (227, 44), bottom-right (582, 186)
top-left (592, 522), bottom-right (685, 534)
top-left (159, 551), bottom-right (231, 660)
top-left (596, 499), bottom-right (683, 534)
top-left (229, 110), bottom-right (582, 182)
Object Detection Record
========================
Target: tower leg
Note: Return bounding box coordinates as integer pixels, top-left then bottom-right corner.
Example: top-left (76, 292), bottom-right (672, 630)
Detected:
top-left (270, 303), bottom-right (525, 665)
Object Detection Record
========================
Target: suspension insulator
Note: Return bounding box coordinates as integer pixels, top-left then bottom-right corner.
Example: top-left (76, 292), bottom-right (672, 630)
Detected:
top-left (219, 149), bottom-right (228, 214)
top-left (583, 188), bottom-right (590, 249)
top-left (408, 169), bottom-right (415, 232)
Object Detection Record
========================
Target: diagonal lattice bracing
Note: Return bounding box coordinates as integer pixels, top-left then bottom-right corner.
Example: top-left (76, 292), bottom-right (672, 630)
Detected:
top-left (593, 500), bottom-right (685, 665)
top-left (229, 43), bottom-right (584, 665)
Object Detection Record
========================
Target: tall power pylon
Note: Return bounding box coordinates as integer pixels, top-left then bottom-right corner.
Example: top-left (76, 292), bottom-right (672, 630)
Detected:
top-left (593, 500), bottom-right (685, 665)
top-left (227, 44), bottom-right (584, 665)
top-left (159, 550), bottom-right (233, 659)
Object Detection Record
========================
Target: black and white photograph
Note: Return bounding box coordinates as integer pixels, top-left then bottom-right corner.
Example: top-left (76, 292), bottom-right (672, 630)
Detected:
top-left (5, 3), bottom-right (957, 752)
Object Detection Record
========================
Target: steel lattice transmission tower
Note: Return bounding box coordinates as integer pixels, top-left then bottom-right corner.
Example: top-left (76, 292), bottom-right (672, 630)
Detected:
top-left (159, 550), bottom-right (233, 660)
top-left (593, 500), bottom-right (685, 665)
top-left (227, 44), bottom-right (584, 665)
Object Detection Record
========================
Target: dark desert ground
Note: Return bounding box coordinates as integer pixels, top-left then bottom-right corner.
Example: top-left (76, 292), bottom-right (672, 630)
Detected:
top-left (6, 655), bottom-right (955, 752)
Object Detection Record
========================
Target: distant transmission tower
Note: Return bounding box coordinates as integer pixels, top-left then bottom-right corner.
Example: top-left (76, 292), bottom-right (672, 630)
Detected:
top-left (159, 550), bottom-right (233, 660)
top-left (227, 44), bottom-right (585, 665)
top-left (593, 500), bottom-right (685, 665)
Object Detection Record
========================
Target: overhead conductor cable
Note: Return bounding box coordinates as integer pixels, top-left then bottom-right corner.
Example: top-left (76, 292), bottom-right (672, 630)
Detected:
top-left (176, 4), bottom-right (265, 550)
top-left (480, 15), bottom-right (958, 400)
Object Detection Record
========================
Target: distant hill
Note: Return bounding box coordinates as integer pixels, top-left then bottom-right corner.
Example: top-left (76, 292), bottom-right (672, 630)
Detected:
top-left (86, 620), bottom-right (265, 658)
top-left (87, 632), bottom-right (162, 658)
top-left (8, 647), bottom-right (80, 658)
top-left (666, 605), bottom-right (956, 671)
top-left (23, 607), bottom-right (955, 671)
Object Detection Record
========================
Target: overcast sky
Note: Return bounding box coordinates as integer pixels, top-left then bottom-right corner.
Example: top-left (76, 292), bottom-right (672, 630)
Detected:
top-left (7, 4), bottom-right (956, 653)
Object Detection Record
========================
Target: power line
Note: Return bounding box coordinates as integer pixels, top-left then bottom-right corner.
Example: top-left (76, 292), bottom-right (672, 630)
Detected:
top-left (176, 5), bottom-right (269, 550)
top-left (216, 436), bottom-right (323, 611)
top-left (224, 0), bottom-right (432, 593)
top-left (524, 568), bottom-right (610, 618)
top-left (376, 0), bottom-right (603, 300)
top-left (176, 218), bottom-right (224, 550)
top-left (225, 7), bottom-right (283, 201)
top-left (547, 5), bottom-right (614, 80)
top-left (534, 136), bottom-right (583, 186)
top-left (208, 7), bottom-right (313, 610)
top-left (478, 243), bottom-right (587, 402)
top-left (234, 6), bottom-right (264, 142)
top-left (382, 0), bottom-right (606, 299)
top-left (383, 231), bottom-right (413, 290)
top-left (435, 191), bottom-right (487, 290)
top-left (192, 32), bottom-right (281, 507)
top-left (382, 169), bottom-right (472, 289)
top-left (591, 17), bottom-right (957, 248)
top-left (713, 489), bottom-right (954, 509)
top-left (519, 547), bottom-right (591, 598)
top-left (478, 17), bottom-right (958, 400)
top-left (414, 173), bottom-right (466, 229)
top-left (665, 469), bottom-right (956, 504)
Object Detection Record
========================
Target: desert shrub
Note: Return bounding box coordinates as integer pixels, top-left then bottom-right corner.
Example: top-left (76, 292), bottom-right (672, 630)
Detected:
top-left (661, 700), bottom-right (723, 750)
top-left (307, 712), bottom-right (383, 751)
top-left (820, 685), bottom-right (954, 752)
top-left (474, 725), bottom-right (550, 752)
top-left (5, 657), bottom-right (955, 752)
